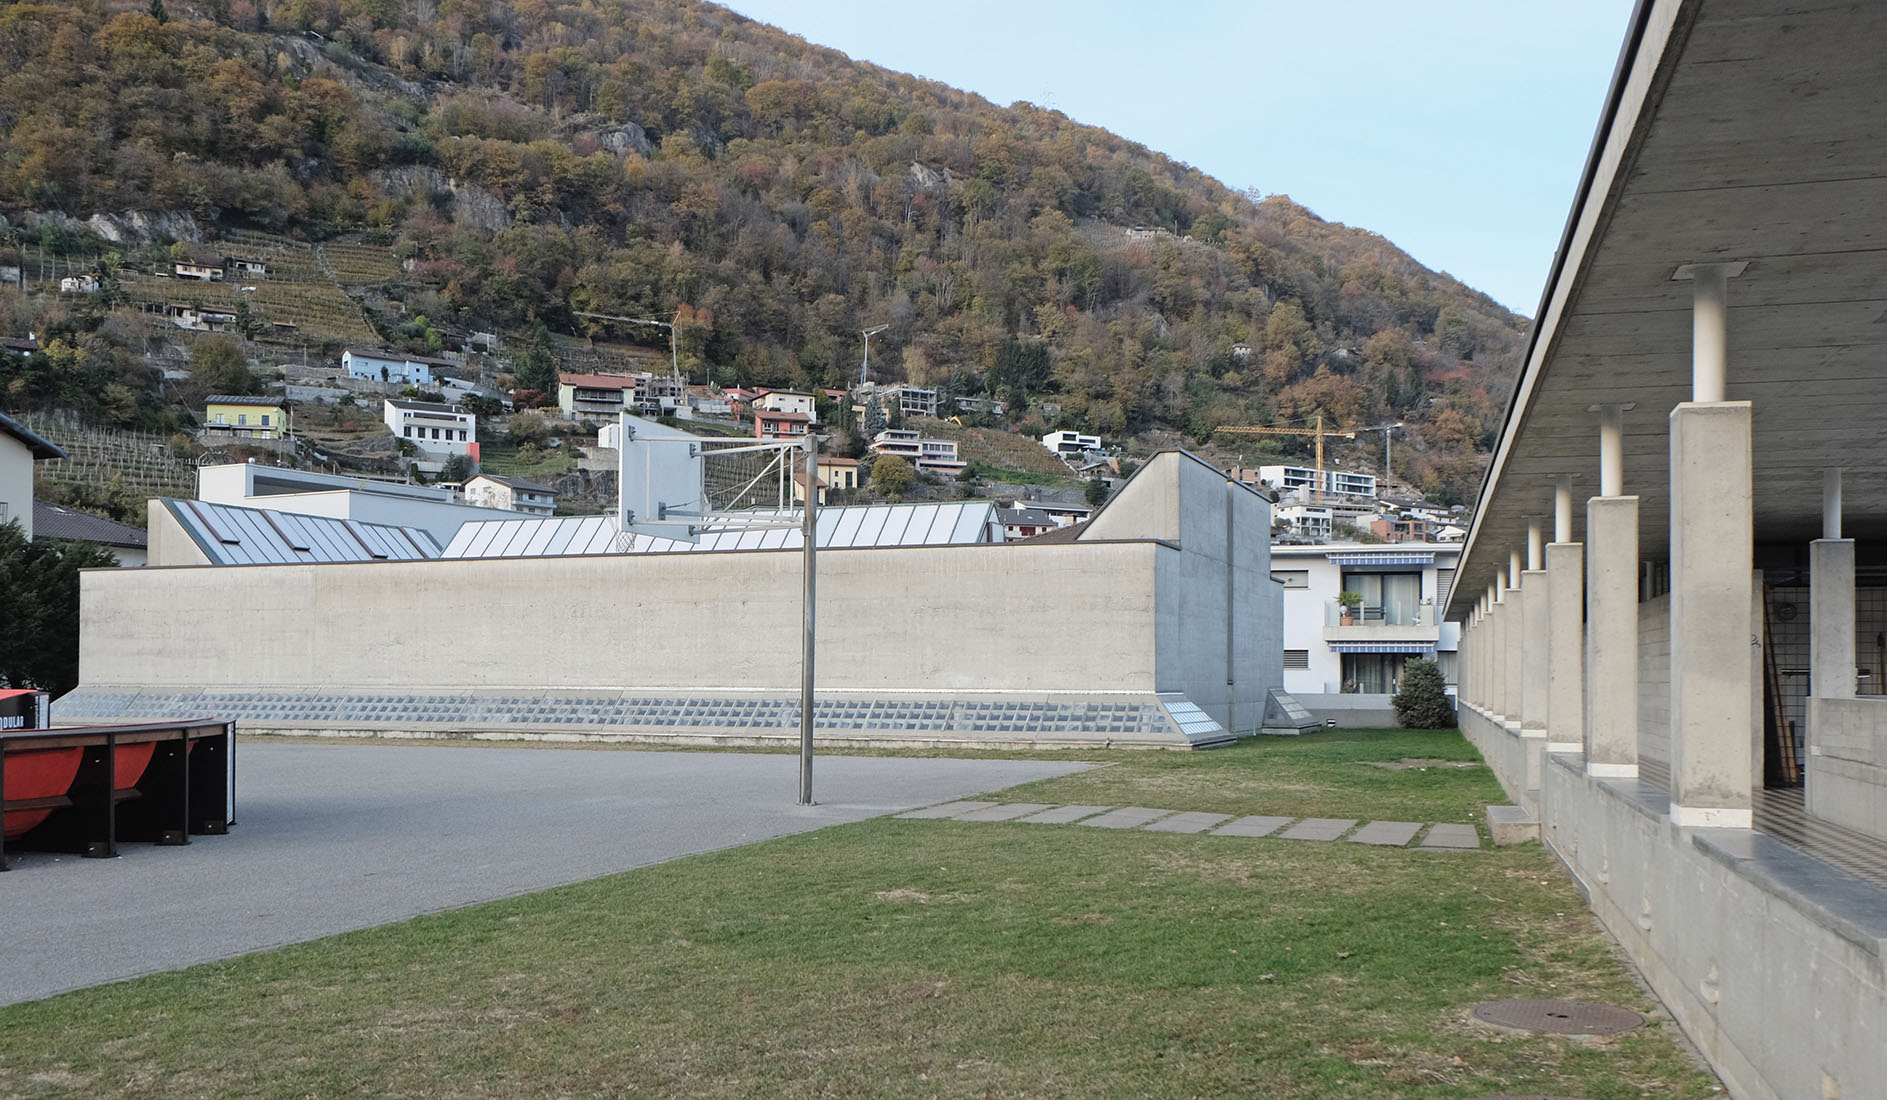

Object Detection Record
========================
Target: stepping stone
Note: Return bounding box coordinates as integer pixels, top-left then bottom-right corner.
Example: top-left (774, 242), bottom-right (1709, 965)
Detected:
top-left (1212, 815), bottom-right (1294, 838)
top-left (955, 802), bottom-right (1056, 822)
top-left (1076, 806), bottom-right (1177, 830)
top-left (1016, 805), bottom-right (1112, 824)
top-left (1145, 811), bottom-right (1233, 834)
top-left (1280, 818), bottom-right (1358, 841)
top-left (897, 801), bottom-right (997, 819)
top-left (1349, 821), bottom-right (1422, 847)
top-left (1419, 823), bottom-right (1482, 850)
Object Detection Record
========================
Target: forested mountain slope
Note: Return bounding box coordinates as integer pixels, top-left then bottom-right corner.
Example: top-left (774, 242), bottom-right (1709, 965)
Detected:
top-left (0, 0), bottom-right (1525, 501)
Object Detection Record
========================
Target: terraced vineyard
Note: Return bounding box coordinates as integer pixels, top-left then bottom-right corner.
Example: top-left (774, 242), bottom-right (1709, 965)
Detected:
top-left (20, 412), bottom-right (198, 499)
top-left (123, 270), bottom-right (378, 347)
top-left (321, 242), bottom-right (403, 285)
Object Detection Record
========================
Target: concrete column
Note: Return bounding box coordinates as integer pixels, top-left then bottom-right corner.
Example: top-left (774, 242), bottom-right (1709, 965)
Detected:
top-left (1490, 579), bottom-right (1508, 719)
top-left (1520, 564), bottom-right (1548, 731)
top-left (1546, 541), bottom-right (1585, 751)
top-left (1668, 400), bottom-right (1754, 828)
top-left (1810, 538), bottom-right (1855, 702)
top-left (1503, 563), bottom-right (1524, 726)
top-left (1586, 495), bottom-right (1639, 777)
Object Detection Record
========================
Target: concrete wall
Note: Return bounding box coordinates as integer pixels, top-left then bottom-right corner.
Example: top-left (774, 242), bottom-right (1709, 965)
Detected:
top-left (1543, 754), bottom-right (1886, 1100)
top-left (1638, 593), bottom-right (1671, 772)
top-left (1806, 695), bottom-right (1887, 841)
top-left (1460, 702), bottom-right (1542, 816)
top-left (88, 450), bottom-right (1284, 741)
top-left (1294, 693), bottom-right (1399, 728)
top-left (1138, 454), bottom-right (1280, 735)
top-left (0, 432), bottom-right (32, 539)
top-left (84, 541), bottom-right (1160, 696)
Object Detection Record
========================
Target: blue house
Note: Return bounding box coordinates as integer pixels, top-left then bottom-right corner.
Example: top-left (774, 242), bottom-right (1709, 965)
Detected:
top-left (342, 348), bottom-right (455, 387)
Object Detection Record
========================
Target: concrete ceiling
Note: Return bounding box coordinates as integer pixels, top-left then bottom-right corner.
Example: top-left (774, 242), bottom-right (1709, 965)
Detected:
top-left (1451, 0), bottom-right (1887, 618)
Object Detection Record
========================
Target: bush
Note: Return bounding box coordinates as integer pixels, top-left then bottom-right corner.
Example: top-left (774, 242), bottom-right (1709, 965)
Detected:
top-left (1392, 657), bottom-right (1457, 729)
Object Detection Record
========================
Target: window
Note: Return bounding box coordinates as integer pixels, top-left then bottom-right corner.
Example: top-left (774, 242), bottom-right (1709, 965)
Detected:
top-left (1272, 570), bottom-right (1309, 589)
top-left (1435, 568), bottom-right (1456, 610)
top-left (1340, 571), bottom-right (1424, 625)
top-left (1341, 653), bottom-right (1407, 694)
top-left (261, 414), bottom-right (271, 427)
top-left (237, 414), bottom-right (247, 426)
top-left (458, 430), bottom-right (467, 441)
top-left (1283, 649), bottom-right (1310, 669)
top-left (431, 427), bottom-right (440, 440)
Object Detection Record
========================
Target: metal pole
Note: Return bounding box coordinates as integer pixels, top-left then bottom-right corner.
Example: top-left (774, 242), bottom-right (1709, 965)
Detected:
top-left (799, 434), bottom-right (818, 805)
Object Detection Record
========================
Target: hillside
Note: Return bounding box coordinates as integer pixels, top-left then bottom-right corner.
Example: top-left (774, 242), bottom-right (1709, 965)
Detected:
top-left (0, 0), bottom-right (1525, 504)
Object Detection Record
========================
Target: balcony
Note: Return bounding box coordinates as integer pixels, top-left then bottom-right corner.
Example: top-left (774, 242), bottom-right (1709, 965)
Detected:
top-left (1322, 599), bottom-right (1440, 644)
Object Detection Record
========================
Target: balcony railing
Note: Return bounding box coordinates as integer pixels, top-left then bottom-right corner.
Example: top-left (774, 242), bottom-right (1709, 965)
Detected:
top-left (1326, 600), bottom-right (1432, 627)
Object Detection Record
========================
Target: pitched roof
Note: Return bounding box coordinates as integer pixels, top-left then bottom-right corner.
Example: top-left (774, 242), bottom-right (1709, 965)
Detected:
top-left (0, 411), bottom-right (64, 460)
top-left (160, 499), bottom-right (440, 565)
top-left (205, 394), bottom-right (284, 407)
top-left (32, 502), bottom-right (147, 548)
top-left (755, 409), bottom-right (811, 422)
top-left (998, 506), bottom-right (1055, 526)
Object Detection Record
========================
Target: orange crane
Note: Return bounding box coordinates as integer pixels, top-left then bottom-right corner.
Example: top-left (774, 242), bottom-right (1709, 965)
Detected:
top-left (1213, 413), bottom-right (1355, 503)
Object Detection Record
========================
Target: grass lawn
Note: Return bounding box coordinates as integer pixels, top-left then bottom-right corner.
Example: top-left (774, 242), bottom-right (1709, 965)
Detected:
top-left (0, 731), bottom-right (1720, 1099)
top-left (988, 727), bottom-right (1508, 824)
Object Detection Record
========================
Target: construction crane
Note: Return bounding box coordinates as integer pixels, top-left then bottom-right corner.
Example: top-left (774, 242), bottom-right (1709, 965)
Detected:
top-left (1213, 413), bottom-right (1355, 503)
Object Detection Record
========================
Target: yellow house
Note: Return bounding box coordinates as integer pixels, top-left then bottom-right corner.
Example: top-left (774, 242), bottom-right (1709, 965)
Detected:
top-left (791, 456), bottom-right (861, 506)
top-left (203, 395), bottom-right (287, 440)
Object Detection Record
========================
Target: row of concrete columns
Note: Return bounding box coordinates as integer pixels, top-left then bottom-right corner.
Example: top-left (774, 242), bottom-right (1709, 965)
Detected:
top-left (1453, 260), bottom-right (1840, 829)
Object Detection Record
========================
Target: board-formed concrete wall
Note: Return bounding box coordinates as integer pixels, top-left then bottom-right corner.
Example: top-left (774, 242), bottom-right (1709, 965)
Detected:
top-left (76, 450), bottom-right (1283, 746)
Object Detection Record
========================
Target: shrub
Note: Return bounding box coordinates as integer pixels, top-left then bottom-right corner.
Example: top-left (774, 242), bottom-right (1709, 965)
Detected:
top-left (1392, 657), bottom-right (1456, 729)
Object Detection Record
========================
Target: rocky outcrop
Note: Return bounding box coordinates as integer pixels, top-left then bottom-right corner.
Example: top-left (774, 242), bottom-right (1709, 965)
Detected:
top-left (369, 166), bottom-right (510, 233)
top-left (596, 122), bottom-right (653, 157)
top-left (85, 209), bottom-right (206, 246)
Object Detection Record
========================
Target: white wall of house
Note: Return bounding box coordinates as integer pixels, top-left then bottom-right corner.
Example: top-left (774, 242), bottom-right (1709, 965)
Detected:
top-left (345, 350), bottom-right (433, 386)
top-left (383, 401), bottom-right (474, 461)
top-left (1271, 544), bottom-right (1460, 696)
top-left (0, 431), bottom-right (33, 538)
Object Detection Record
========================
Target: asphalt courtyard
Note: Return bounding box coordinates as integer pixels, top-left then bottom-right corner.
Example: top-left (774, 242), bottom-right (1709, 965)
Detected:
top-left (0, 740), bottom-right (1092, 1005)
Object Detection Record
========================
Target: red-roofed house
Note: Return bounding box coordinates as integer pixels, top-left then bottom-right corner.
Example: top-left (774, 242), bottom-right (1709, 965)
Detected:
top-left (755, 409), bottom-right (811, 440)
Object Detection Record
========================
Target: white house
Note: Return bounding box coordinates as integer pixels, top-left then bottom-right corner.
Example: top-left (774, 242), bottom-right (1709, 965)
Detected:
top-left (1041, 430), bottom-right (1101, 455)
top-left (0, 411), bottom-right (64, 539)
top-left (1272, 542), bottom-right (1460, 722)
top-left (753, 390), bottom-right (817, 423)
top-left (1257, 464), bottom-right (1376, 500)
top-left (463, 473), bottom-right (556, 517)
top-left (345, 348), bottom-right (454, 387)
top-left (869, 429), bottom-right (965, 474)
top-left (383, 399), bottom-right (474, 462)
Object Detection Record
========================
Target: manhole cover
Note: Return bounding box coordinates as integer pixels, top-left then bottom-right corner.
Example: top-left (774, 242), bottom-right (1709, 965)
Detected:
top-left (1472, 999), bottom-right (1646, 1035)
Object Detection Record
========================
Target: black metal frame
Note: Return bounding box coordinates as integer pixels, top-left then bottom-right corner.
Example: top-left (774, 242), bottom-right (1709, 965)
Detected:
top-left (0, 719), bottom-right (233, 872)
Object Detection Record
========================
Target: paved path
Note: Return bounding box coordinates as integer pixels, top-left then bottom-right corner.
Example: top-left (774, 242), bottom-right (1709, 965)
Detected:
top-left (898, 801), bottom-right (1484, 850)
top-left (0, 743), bottom-right (1092, 1006)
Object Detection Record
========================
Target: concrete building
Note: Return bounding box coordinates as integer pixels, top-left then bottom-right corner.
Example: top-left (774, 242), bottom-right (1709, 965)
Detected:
top-left (1272, 542), bottom-right (1459, 725)
top-left (1448, 6), bottom-right (1887, 1098)
top-left (557, 373), bottom-right (635, 420)
top-left (869, 429), bottom-right (965, 475)
top-left (1042, 430), bottom-right (1101, 456)
top-left (203, 395), bottom-right (287, 440)
top-left (998, 506), bottom-right (1055, 541)
top-left (462, 474), bottom-right (556, 517)
top-left (790, 456), bottom-right (860, 506)
top-left (0, 412), bottom-right (64, 538)
top-left (383, 399), bottom-right (473, 463)
top-left (1256, 464), bottom-right (1376, 500)
top-left (70, 452), bottom-right (1283, 752)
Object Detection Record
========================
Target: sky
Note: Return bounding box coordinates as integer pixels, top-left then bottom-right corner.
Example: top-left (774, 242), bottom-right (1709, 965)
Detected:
top-left (721, 0), bottom-right (1638, 317)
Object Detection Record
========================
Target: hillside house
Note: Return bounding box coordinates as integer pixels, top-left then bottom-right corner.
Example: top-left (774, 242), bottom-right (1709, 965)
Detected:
top-left (752, 390), bottom-right (818, 423)
top-left (869, 429), bottom-right (965, 474)
top-left (755, 409), bottom-right (811, 440)
top-left (203, 395), bottom-right (287, 440)
top-left (1041, 430), bottom-right (1102, 456)
top-left (463, 473), bottom-right (556, 517)
top-left (344, 348), bottom-right (454, 387)
top-left (557, 373), bottom-right (636, 420)
top-left (174, 260), bottom-right (224, 281)
top-left (383, 398), bottom-right (473, 461)
top-left (161, 304), bottom-right (236, 332)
